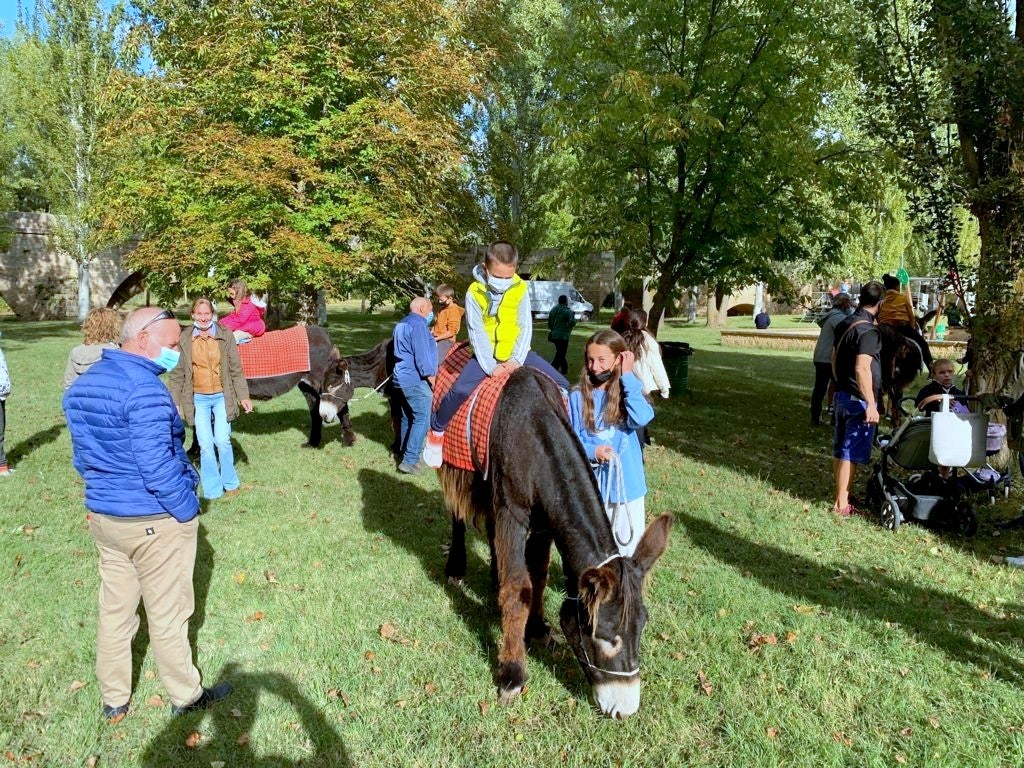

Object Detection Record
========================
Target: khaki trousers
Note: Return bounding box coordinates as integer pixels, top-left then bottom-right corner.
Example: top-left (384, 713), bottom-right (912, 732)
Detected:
top-left (90, 513), bottom-right (203, 709)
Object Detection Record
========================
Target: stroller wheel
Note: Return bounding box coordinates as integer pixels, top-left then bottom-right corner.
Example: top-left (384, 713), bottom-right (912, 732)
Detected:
top-left (880, 498), bottom-right (902, 532)
top-left (951, 501), bottom-right (978, 537)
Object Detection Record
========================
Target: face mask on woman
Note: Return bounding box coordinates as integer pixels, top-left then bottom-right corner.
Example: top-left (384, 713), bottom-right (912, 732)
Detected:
top-left (588, 370), bottom-right (614, 386)
top-left (425, 311), bottom-right (435, 325)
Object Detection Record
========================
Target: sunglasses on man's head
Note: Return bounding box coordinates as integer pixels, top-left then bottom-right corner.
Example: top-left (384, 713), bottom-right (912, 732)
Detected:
top-left (138, 309), bottom-right (176, 334)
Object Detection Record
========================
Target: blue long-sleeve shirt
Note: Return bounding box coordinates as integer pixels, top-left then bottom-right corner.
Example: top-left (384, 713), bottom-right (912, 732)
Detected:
top-left (392, 313), bottom-right (438, 389)
top-left (569, 372), bottom-right (654, 503)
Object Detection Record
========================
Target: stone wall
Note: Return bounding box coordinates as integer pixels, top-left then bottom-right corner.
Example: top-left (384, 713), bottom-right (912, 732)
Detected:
top-left (0, 212), bottom-right (137, 320)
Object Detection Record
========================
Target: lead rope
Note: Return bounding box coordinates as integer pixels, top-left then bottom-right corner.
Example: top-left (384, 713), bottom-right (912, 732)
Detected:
top-left (352, 374), bottom-right (392, 401)
top-left (605, 451), bottom-right (634, 550)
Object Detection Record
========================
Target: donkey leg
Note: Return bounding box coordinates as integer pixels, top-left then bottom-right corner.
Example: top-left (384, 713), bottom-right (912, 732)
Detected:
top-left (299, 384), bottom-right (323, 447)
top-left (340, 403), bottom-right (356, 447)
top-left (524, 530), bottom-right (553, 644)
top-left (445, 516), bottom-right (467, 585)
top-left (494, 513), bottom-right (531, 702)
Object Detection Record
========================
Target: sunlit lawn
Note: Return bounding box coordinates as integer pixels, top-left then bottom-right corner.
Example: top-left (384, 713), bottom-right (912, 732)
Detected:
top-left (1, 304), bottom-right (1023, 767)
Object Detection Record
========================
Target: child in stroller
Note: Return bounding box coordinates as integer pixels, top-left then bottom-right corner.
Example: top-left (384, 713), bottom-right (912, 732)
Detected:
top-left (866, 393), bottom-right (991, 535)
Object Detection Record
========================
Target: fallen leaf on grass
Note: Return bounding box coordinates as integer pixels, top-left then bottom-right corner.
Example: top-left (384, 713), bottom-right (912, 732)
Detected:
top-left (792, 604), bottom-right (816, 615)
top-left (832, 731), bottom-right (852, 746)
top-left (364, 651), bottom-right (376, 661)
top-left (478, 700), bottom-right (490, 715)
top-left (264, 570), bottom-right (279, 584)
top-left (927, 716), bottom-right (940, 729)
top-left (895, 753), bottom-right (907, 764)
top-left (696, 670), bottom-right (714, 696)
top-left (184, 731), bottom-right (202, 749)
top-left (86, 757), bottom-right (98, 768)
top-left (424, 682), bottom-right (438, 696)
top-left (245, 611), bottom-right (266, 622)
top-left (747, 634), bottom-right (778, 653)
top-left (145, 670), bottom-right (156, 680)
top-left (671, 652), bottom-right (684, 661)
top-left (21, 525), bottom-right (37, 536)
top-left (394, 700), bottom-right (407, 708)
top-left (233, 571), bottom-right (246, 585)
top-left (379, 622), bottom-right (414, 645)
top-left (898, 667), bottom-right (909, 678)
top-left (69, 680), bottom-right (87, 692)
top-left (659, 632), bottom-right (670, 641)
top-left (236, 732), bottom-right (250, 745)
top-left (766, 727), bottom-right (779, 739)
top-left (231, 708), bottom-right (243, 719)
top-left (785, 631), bottom-right (798, 644)
top-left (145, 695), bottom-right (164, 708)
top-left (26, 660), bottom-right (40, 669)
top-left (900, 727), bottom-right (912, 737)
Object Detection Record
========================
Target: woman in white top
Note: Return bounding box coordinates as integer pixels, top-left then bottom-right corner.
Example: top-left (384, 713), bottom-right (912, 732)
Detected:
top-left (621, 308), bottom-right (670, 399)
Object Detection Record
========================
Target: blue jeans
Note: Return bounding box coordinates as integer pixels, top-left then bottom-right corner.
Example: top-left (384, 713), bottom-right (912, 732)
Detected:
top-left (396, 380), bottom-right (433, 466)
top-left (194, 392), bottom-right (239, 498)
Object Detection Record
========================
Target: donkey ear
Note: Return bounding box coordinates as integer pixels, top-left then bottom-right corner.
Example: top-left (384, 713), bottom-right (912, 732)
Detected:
top-left (579, 564), bottom-right (618, 610)
top-left (631, 514), bottom-right (673, 574)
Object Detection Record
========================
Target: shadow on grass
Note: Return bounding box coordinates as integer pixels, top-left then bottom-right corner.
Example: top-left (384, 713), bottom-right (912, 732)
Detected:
top-left (5, 423), bottom-right (63, 464)
top-left (356, 468), bottom-right (587, 700)
top-left (140, 663), bottom-right (351, 767)
top-left (680, 512), bottom-right (1024, 685)
top-left (654, 346), bottom-right (831, 497)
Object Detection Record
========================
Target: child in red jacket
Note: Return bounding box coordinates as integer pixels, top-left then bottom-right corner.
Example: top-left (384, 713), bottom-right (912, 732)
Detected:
top-left (220, 278), bottom-right (266, 343)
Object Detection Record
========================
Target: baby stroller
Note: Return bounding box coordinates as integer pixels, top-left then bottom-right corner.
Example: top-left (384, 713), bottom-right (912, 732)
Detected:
top-left (865, 396), bottom-right (990, 535)
top-left (957, 423), bottom-right (1013, 505)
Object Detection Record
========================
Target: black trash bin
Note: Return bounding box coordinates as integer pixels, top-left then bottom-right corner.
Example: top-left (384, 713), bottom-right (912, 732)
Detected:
top-left (660, 341), bottom-right (693, 397)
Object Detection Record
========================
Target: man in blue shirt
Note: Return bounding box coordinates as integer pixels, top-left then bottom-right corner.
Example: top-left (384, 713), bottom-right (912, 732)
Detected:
top-left (392, 297), bottom-right (438, 474)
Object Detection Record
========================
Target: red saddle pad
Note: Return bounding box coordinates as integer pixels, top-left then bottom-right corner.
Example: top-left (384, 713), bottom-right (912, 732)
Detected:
top-left (432, 342), bottom-right (505, 473)
top-left (237, 326), bottom-right (311, 379)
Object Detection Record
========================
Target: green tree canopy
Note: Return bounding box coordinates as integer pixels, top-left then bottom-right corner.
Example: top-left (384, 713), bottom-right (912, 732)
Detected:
top-left (546, 0), bottom-right (873, 327)
top-left (106, 0), bottom-right (487, 311)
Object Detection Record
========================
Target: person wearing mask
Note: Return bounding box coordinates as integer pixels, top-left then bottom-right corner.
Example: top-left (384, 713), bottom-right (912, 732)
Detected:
top-left (63, 307), bottom-right (233, 723)
top-left (167, 298), bottom-right (253, 500)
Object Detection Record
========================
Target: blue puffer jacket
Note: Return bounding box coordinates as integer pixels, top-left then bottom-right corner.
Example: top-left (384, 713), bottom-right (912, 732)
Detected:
top-left (62, 349), bottom-right (199, 522)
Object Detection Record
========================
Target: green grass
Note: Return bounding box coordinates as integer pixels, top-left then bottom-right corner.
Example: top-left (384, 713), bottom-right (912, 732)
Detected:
top-left (2, 306), bottom-right (1024, 767)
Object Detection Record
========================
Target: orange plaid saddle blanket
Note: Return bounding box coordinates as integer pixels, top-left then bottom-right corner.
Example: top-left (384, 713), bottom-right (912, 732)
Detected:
top-left (237, 326), bottom-right (311, 379)
top-left (432, 342), bottom-right (505, 474)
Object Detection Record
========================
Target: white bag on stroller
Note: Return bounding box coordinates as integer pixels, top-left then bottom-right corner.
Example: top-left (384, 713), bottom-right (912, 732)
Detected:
top-left (929, 395), bottom-right (987, 467)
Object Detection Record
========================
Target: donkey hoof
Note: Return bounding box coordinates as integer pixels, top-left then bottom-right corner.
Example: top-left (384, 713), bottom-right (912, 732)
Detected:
top-left (342, 431), bottom-right (356, 447)
top-left (498, 685), bottom-right (524, 706)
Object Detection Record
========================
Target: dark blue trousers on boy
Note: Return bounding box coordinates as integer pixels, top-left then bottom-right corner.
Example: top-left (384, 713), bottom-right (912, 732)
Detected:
top-left (431, 351), bottom-right (570, 433)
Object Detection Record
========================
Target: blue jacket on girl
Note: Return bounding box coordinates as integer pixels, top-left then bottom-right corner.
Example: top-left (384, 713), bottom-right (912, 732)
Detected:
top-left (569, 371), bottom-right (653, 503)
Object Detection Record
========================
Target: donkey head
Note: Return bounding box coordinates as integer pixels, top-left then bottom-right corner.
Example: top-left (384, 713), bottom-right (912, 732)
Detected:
top-left (559, 514), bottom-right (672, 719)
top-left (319, 354), bottom-right (355, 423)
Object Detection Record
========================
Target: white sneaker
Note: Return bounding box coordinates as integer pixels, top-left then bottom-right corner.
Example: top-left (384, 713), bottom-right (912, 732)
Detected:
top-left (422, 431), bottom-right (444, 469)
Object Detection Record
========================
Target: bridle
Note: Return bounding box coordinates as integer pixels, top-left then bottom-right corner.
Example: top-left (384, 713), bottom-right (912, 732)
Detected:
top-left (565, 553), bottom-right (640, 679)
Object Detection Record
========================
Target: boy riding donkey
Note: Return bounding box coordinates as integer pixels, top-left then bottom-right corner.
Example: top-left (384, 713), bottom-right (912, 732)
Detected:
top-left (422, 242), bottom-right (570, 468)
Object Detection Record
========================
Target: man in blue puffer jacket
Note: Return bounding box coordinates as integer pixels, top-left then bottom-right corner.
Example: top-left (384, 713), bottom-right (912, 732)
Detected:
top-left (63, 307), bottom-right (232, 723)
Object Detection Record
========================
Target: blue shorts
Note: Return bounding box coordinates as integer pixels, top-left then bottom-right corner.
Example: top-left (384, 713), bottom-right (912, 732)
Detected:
top-left (832, 392), bottom-right (876, 464)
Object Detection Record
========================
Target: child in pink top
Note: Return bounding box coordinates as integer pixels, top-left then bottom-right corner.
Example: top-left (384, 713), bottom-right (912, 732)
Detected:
top-left (220, 278), bottom-right (266, 342)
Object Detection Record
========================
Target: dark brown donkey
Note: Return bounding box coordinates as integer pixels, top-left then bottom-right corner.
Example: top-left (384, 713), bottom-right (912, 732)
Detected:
top-left (438, 367), bottom-right (672, 719)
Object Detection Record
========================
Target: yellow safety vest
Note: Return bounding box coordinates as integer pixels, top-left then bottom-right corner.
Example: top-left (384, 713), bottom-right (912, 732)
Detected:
top-left (467, 277), bottom-right (527, 362)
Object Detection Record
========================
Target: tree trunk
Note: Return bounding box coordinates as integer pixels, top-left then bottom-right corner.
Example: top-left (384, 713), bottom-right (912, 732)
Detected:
top-left (707, 283), bottom-right (727, 328)
top-left (77, 260), bottom-right (90, 322)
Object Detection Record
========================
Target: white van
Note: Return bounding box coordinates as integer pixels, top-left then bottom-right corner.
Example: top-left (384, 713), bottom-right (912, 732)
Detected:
top-left (527, 281), bottom-right (593, 321)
